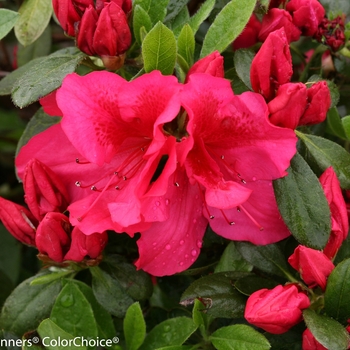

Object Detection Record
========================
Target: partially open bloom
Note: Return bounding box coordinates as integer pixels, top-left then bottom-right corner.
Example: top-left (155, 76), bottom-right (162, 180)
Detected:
top-left (286, 0), bottom-right (325, 37)
top-left (320, 167), bottom-right (349, 259)
top-left (251, 28), bottom-right (293, 101)
top-left (288, 245), bottom-right (335, 290)
top-left (302, 329), bottom-right (328, 350)
top-left (244, 284), bottom-right (310, 334)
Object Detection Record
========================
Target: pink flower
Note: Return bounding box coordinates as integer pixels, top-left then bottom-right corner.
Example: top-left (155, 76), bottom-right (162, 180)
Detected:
top-left (299, 81), bottom-right (331, 126)
top-left (233, 14), bottom-right (261, 50)
top-left (185, 51), bottom-right (224, 82)
top-left (244, 284), bottom-right (310, 334)
top-left (286, 0), bottom-right (325, 37)
top-left (251, 28), bottom-right (293, 101)
top-left (320, 167), bottom-right (349, 259)
top-left (268, 83), bottom-right (308, 129)
top-left (259, 9), bottom-right (301, 43)
top-left (288, 245), bottom-right (335, 290)
top-left (302, 329), bottom-right (328, 350)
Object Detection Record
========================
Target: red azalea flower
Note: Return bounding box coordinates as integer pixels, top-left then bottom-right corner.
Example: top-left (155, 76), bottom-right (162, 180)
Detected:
top-left (302, 329), bottom-right (328, 350)
top-left (232, 14), bottom-right (261, 50)
top-left (244, 284), bottom-right (310, 334)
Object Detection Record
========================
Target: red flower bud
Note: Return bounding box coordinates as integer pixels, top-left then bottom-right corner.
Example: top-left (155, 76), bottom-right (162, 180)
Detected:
top-left (0, 197), bottom-right (37, 246)
top-left (302, 329), bottom-right (328, 350)
top-left (320, 167), bottom-right (349, 259)
top-left (251, 28), bottom-right (293, 101)
top-left (299, 81), bottom-right (331, 126)
top-left (286, 0), bottom-right (325, 37)
top-left (64, 227), bottom-right (108, 261)
top-left (233, 14), bottom-right (261, 50)
top-left (185, 51), bottom-right (224, 83)
top-left (259, 9), bottom-right (301, 43)
top-left (244, 284), bottom-right (310, 334)
top-left (35, 212), bottom-right (71, 262)
top-left (268, 82), bottom-right (307, 129)
top-left (288, 245), bottom-right (334, 290)
top-left (23, 159), bottom-right (70, 221)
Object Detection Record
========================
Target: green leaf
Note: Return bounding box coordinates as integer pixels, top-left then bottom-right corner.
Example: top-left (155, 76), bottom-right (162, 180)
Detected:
top-left (142, 22), bottom-right (177, 75)
top-left (37, 319), bottom-right (86, 350)
top-left (14, 0), bottom-right (53, 47)
top-left (0, 274), bottom-right (62, 337)
top-left (326, 107), bottom-right (348, 140)
top-left (177, 24), bottom-right (195, 69)
top-left (50, 281), bottom-right (98, 342)
top-left (210, 325), bottom-right (271, 350)
top-left (16, 108), bottom-right (60, 159)
top-left (214, 242), bottom-right (253, 273)
top-left (90, 266), bottom-right (134, 318)
top-left (0, 270), bottom-right (13, 309)
top-left (234, 276), bottom-right (279, 296)
top-left (235, 242), bottom-right (291, 278)
top-left (342, 115), bottom-right (350, 139)
top-left (12, 49), bottom-right (85, 108)
top-left (233, 49), bottom-right (254, 90)
top-left (165, 0), bottom-right (189, 22)
top-left (188, 0), bottom-right (216, 35)
top-left (0, 9), bottom-right (19, 40)
top-left (325, 258), bottom-right (350, 324)
top-left (296, 130), bottom-right (350, 188)
top-left (17, 25), bottom-right (51, 67)
top-left (124, 302), bottom-right (146, 350)
top-left (133, 5), bottom-right (153, 44)
top-left (171, 7), bottom-right (190, 35)
top-left (201, 0), bottom-right (256, 57)
top-left (30, 270), bottom-right (74, 286)
top-left (133, 0), bottom-right (169, 25)
top-left (180, 272), bottom-right (249, 318)
top-left (273, 152), bottom-right (331, 249)
top-left (0, 224), bottom-right (21, 284)
top-left (303, 309), bottom-right (350, 350)
top-left (139, 317), bottom-right (197, 350)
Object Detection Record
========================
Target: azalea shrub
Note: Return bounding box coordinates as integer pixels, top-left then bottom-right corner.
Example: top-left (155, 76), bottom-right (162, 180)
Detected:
top-left (0, 0), bottom-right (350, 349)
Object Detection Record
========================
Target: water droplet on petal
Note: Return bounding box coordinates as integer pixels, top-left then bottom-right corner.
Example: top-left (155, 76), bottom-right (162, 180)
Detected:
top-left (156, 201), bottom-right (160, 206)
top-left (179, 261), bottom-right (184, 266)
top-left (193, 219), bottom-right (197, 224)
top-left (165, 199), bottom-right (170, 205)
top-left (196, 240), bottom-right (202, 248)
top-left (165, 244), bottom-right (171, 250)
top-left (179, 240), bottom-right (185, 245)
top-left (252, 177), bottom-right (256, 181)
top-left (185, 254), bottom-right (189, 258)
top-left (152, 242), bottom-right (157, 246)
top-left (191, 249), bottom-right (197, 256)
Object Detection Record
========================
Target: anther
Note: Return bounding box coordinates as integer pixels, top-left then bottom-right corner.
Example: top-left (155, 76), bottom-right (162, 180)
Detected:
top-left (241, 179), bottom-right (247, 184)
top-left (209, 215), bottom-right (215, 219)
top-left (230, 222), bottom-right (235, 225)
top-left (75, 181), bottom-right (81, 187)
top-left (91, 186), bottom-right (97, 191)
top-left (174, 182), bottom-right (180, 187)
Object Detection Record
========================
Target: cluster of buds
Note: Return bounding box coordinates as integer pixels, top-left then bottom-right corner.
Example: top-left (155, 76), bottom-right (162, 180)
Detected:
top-left (244, 167), bottom-right (349, 347)
top-left (0, 159), bottom-right (107, 265)
top-left (53, 0), bottom-right (132, 69)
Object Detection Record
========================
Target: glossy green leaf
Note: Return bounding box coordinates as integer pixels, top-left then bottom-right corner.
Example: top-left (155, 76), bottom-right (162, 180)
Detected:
top-left (133, 5), bottom-right (152, 44)
top-left (37, 319), bottom-right (86, 350)
top-left (0, 224), bottom-right (21, 284)
top-left (296, 130), bottom-right (350, 189)
top-left (0, 9), bottom-right (19, 40)
top-left (215, 242), bottom-right (253, 273)
top-left (124, 302), bottom-right (146, 350)
top-left (210, 325), bottom-right (271, 350)
top-left (139, 317), bottom-right (197, 350)
top-left (201, 0), bottom-right (256, 57)
top-left (180, 272), bottom-right (249, 318)
top-left (0, 270), bottom-right (13, 309)
top-left (234, 276), bottom-right (279, 296)
top-left (133, 0), bottom-right (169, 25)
top-left (12, 49), bottom-right (85, 108)
top-left (326, 107), bottom-right (348, 140)
top-left (14, 0), bottom-right (53, 46)
top-left (177, 24), bottom-right (195, 69)
top-left (90, 266), bottom-right (133, 318)
top-left (17, 25), bottom-right (51, 67)
top-left (235, 242), bottom-right (291, 278)
top-left (303, 309), bottom-right (350, 350)
top-left (233, 49), bottom-right (254, 90)
top-left (0, 274), bottom-right (62, 337)
top-left (325, 258), bottom-right (350, 324)
top-left (342, 115), bottom-right (350, 139)
top-left (30, 270), bottom-right (74, 286)
top-left (273, 152), bottom-right (331, 249)
top-left (50, 281), bottom-right (98, 341)
top-left (142, 22), bottom-right (177, 75)
top-left (188, 0), bottom-right (215, 34)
